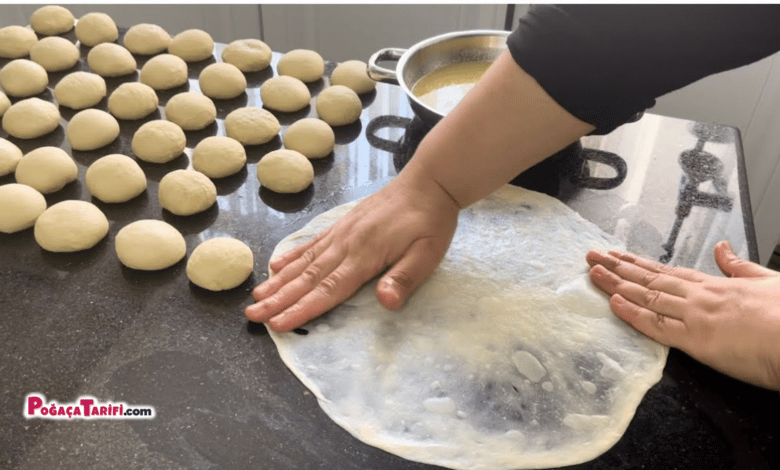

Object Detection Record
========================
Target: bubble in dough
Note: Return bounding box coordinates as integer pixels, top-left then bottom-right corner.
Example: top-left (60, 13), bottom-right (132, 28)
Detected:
top-left (54, 71), bottom-right (107, 109)
top-left (132, 120), bottom-right (186, 164)
top-left (224, 106), bottom-right (280, 146)
top-left (75, 12), bottom-right (118, 47)
top-left (123, 23), bottom-right (171, 55)
top-left (158, 169), bottom-right (217, 216)
top-left (256, 149), bottom-right (314, 194)
top-left (163, 92), bottom-right (216, 130)
top-left (198, 62), bottom-right (247, 100)
top-left (0, 26), bottom-right (39, 59)
top-left (260, 75), bottom-right (311, 113)
top-left (85, 154), bottom-right (147, 203)
top-left (168, 29), bottom-right (214, 62)
top-left (186, 237), bottom-right (253, 291)
top-left (87, 43), bottom-right (137, 77)
top-left (67, 109), bottom-right (120, 151)
top-left (30, 5), bottom-right (75, 36)
top-left (0, 137), bottom-right (23, 176)
top-left (140, 54), bottom-right (188, 90)
top-left (34, 200), bottom-right (109, 252)
top-left (192, 136), bottom-right (247, 178)
top-left (0, 59), bottom-right (49, 98)
top-left (29, 36), bottom-right (80, 72)
top-left (115, 220), bottom-right (186, 271)
top-left (331, 60), bottom-right (377, 95)
top-left (283, 118), bottom-right (335, 159)
top-left (221, 39), bottom-right (271, 72)
top-left (1, 98), bottom-right (60, 139)
top-left (316, 85), bottom-right (362, 126)
top-left (15, 146), bottom-right (77, 194)
top-left (107, 82), bottom-right (159, 120)
top-left (0, 92), bottom-right (9, 116)
top-left (277, 49), bottom-right (325, 83)
top-left (0, 183), bottom-right (47, 233)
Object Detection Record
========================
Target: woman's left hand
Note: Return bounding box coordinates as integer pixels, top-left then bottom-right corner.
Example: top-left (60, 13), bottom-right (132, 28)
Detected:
top-left (587, 241), bottom-right (780, 391)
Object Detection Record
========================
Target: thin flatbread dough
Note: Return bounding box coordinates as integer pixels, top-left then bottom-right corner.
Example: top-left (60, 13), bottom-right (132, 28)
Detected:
top-left (268, 185), bottom-right (668, 470)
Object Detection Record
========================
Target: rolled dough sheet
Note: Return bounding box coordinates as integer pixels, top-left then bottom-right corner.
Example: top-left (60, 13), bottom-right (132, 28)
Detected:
top-left (268, 185), bottom-right (668, 470)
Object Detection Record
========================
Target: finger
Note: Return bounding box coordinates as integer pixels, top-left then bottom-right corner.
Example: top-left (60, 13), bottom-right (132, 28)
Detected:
top-left (246, 245), bottom-right (345, 323)
top-left (714, 240), bottom-right (778, 279)
top-left (252, 233), bottom-right (331, 302)
top-left (269, 227), bottom-right (330, 275)
top-left (265, 259), bottom-right (371, 332)
top-left (609, 293), bottom-right (689, 349)
top-left (607, 250), bottom-right (706, 283)
top-left (589, 264), bottom-right (688, 320)
top-left (376, 236), bottom-right (449, 310)
top-left (586, 250), bottom-right (689, 297)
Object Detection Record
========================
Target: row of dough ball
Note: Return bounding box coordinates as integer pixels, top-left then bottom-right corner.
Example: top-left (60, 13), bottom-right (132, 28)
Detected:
top-left (0, 184), bottom-right (252, 290)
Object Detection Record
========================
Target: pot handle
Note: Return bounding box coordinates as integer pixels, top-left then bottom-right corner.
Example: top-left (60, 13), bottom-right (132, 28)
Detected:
top-left (367, 47), bottom-right (406, 85)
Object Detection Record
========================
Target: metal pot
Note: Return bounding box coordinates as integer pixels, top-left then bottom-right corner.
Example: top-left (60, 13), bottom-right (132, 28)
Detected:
top-left (368, 29), bottom-right (510, 126)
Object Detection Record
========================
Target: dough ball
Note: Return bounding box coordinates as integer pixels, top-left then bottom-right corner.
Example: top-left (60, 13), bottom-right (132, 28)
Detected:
top-left (0, 92), bottom-right (9, 116)
top-left (277, 49), bottom-right (325, 83)
top-left (158, 169), bottom-right (216, 216)
top-left (53, 71), bottom-right (106, 109)
top-left (85, 154), bottom-right (147, 203)
top-left (139, 53), bottom-right (188, 90)
top-left (163, 92), bottom-right (216, 130)
top-left (316, 85), bottom-right (362, 126)
top-left (0, 59), bottom-right (49, 98)
top-left (0, 138), bottom-right (23, 176)
top-left (29, 36), bottom-right (80, 72)
top-left (331, 60), bottom-right (376, 95)
top-left (15, 146), bottom-right (77, 194)
top-left (75, 12), bottom-right (118, 47)
top-left (87, 43), bottom-right (137, 77)
top-left (131, 120), bottom-right (186, 164)
top-left (224, 106), bottom-right (280, 146)
top-left (30, 5), bottom-right (75, 36)
top-left (34, 200), bottom-right (109, 252)
top-left (67, 109), bottom-right (120, 151)
top-left (0, 26), bottom-right (38, 59)
top-left (115, 220), bottom-right (186, 270)
top-left (283, 118), bottom-right (335, 159)
top-left (123, 23), bottom-right (171, 55)
top-left (186, 237), bottom-right (253, 291)
top-left (192, 136), bottom-right (247, 178)
top-left (198, 62), bottom-right (247, 100)
top-left (221, 39), bottom-right (271, 72)
top-left (259, 75), bottom-right (310, 113)
top-left (0, 183), bottom-right (47, 233)
top-left (256, 149), bottom-right (314, 194)
top-left (1, 98), bottom-right (60, 139)
top-left (107, 82), bottom-right (159, 120)
top-left (168, 29), bottom-right (214, 62)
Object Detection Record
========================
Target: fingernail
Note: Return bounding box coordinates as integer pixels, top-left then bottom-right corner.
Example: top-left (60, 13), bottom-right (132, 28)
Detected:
top-left (611, 294), bottom-right (626, 306)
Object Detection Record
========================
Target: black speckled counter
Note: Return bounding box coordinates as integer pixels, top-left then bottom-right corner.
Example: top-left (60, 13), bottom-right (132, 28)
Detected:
top-left (1, 31), bottom-right (778, 470)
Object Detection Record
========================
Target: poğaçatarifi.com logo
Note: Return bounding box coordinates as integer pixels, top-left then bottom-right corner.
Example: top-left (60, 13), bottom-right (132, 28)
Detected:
top-left (24, 394), bottom-right (155, 420)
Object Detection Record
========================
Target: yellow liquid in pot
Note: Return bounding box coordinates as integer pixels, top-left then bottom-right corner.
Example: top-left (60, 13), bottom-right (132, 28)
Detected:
top-left (412, 61), bottom-right (492, 116)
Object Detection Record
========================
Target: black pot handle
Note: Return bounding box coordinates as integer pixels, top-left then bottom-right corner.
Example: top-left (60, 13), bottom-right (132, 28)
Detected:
top-left (365, 116), bottom-right (412, 155)
top-left (574, 148), bottom-right (627, 190)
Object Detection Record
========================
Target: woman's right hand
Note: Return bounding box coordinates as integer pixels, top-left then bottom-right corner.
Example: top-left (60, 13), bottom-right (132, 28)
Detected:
top-left (245, 173), bottom-right (460, 332)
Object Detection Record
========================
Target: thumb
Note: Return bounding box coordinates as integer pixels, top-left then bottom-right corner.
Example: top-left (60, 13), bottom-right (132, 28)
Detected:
top-left (714, 240), bottom-right (778, 278)
top-left (376, 237), bottom-right (448, 310)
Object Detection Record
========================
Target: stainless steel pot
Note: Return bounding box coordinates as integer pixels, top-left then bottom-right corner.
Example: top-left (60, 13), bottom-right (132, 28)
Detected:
top-left (368, 29), bottom-right (510, 126)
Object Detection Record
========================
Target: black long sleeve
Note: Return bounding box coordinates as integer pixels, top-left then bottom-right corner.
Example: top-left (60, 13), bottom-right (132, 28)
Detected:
top-left (507, 5), bottom-right (780, 134)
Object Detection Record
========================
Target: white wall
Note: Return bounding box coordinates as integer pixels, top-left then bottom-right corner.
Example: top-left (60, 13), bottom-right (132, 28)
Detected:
top-left (0, 4), bottom-right (261, 43)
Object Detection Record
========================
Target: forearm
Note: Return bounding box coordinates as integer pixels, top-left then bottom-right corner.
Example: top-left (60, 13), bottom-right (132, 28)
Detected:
top-left (398, 51), bottom-right (594, 209)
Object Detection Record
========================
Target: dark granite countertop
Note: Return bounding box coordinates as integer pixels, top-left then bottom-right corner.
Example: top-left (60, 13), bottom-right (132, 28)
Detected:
top-left (1, 33), bottom-right (778, 470)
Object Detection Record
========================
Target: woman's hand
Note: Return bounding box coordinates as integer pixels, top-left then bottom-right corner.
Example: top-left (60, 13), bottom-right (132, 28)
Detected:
top-left (587, 241), bottom-right (780, 391)
top-left (245, 174), bottom-right (459, 332)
